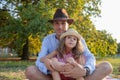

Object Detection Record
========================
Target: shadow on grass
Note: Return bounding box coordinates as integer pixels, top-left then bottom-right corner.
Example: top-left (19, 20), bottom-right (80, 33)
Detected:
top-left (0, 75), bottom-right (11, 80)
top-left (0, 75), bottom-right (17, 80)
top-left (0, 75), bottom-right (22, 80)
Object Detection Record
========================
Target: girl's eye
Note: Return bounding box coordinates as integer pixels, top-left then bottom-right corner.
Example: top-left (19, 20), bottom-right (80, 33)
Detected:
top-left (72, 37), bottom-right (77, 41)
top-left (74, 38), bottom-right (77, 40)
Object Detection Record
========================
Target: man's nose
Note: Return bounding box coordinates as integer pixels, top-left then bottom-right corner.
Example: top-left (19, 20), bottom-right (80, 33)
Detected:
top-left (58, 24), bottom-right (62, 29)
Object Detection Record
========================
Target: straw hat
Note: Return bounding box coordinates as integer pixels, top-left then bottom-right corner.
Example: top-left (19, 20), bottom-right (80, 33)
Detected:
top-left (48, 8), bottom-right (74, 25)
top-left (60, 29), bottom-right (81, 40)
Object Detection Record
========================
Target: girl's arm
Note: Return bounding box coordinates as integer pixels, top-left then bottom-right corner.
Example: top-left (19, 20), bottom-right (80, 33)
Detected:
top-left (40, 50), bottom-right (58, 62)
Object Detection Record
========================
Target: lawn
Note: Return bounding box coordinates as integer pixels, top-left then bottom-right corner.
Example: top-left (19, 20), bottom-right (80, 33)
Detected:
top-left (0, 57), bottom-right (120, 80)
top-left (0, 61), bottom-right (35, 80)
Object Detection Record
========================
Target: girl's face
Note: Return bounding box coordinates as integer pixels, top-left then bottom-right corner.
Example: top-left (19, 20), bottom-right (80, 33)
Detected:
top-left (65, 35), bottom-right (77, 49)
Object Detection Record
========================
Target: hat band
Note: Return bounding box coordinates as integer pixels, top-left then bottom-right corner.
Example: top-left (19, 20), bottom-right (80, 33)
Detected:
top-left (53, 14), bottom-right (68, 19)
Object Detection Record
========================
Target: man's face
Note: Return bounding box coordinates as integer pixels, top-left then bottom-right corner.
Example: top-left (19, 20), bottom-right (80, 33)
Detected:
top-left (53, 20), bottom-right (69, 39)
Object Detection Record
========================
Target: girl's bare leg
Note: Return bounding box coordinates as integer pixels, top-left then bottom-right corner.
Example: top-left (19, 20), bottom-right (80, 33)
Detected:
top-left (51, 71), bottom-right (61, 80)
top-left (51, 58), bottom-right (65, 72)
top-left (76, 77), bottom-right (84, 80)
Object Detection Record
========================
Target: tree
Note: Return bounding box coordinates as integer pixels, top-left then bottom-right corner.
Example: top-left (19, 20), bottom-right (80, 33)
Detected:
top-left (0, 0), bottom-right (53, 60)
top-left (0, 0), bottom-right (117, 60)
top-left (0, 8), bottom-right (15, 47)
top-left (0, 0), bottom-right (101, 59)
top-left (95, 30), bottom-right (117, 56)
top-left (117, 43), bottom-right (120, 54)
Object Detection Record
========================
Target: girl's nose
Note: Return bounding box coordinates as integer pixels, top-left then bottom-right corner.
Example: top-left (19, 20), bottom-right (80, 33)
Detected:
top-left (70, 38), bottom-right (74, 41)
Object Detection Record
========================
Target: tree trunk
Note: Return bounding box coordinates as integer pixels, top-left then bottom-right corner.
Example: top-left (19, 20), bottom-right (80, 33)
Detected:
top-left (21, 39), bottom-right (29, 60)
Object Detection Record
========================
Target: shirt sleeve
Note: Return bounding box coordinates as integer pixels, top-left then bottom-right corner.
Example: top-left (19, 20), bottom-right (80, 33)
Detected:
top-left (81, 37), bottom-right (96, 74)
top-left (35, 37), bottom-right (50, 75)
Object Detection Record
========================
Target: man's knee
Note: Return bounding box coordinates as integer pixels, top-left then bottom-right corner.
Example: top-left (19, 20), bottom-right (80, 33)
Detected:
top-left (100, 61), bottom-right (113, 74)
top-left (25, 65), bottom-right (37, 78)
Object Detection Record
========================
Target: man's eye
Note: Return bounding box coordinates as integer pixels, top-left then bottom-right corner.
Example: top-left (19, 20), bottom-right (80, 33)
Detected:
top-left (55, 22), bottom-right (58, 24)
top-left (62, 22), bottom-right (65, 24)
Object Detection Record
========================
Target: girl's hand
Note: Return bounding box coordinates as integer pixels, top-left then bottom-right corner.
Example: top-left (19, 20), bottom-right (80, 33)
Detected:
top-left (66, 57), bottom-right (76, 64)
top-left (64, 63), bottom-right (74, 72)
top-left (43, 58), bottom-right (55, 72)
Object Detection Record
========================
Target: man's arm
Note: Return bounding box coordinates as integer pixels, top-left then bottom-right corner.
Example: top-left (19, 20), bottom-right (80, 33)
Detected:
top-left (81, 37), bottom-right (96, 75)
top-left (35, 34), bottom-right (59, 74)
top-left (35, 37), bottom-right (51, 74)
top-left (40, 50), bottom-right (58, 62)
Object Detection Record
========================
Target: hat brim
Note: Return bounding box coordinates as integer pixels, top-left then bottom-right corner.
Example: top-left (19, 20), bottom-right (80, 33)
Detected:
top-left (48, 18), bottom-right (74, 25)
top-left (60, 29), bottom-right (81, 40)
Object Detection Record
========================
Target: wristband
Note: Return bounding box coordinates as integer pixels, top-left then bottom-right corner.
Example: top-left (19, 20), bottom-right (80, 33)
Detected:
top-left (84, 67), bottom-right (90, 77)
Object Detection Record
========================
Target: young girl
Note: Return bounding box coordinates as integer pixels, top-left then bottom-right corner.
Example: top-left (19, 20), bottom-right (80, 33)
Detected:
top-left (40, 29), bottom-right (85, 80)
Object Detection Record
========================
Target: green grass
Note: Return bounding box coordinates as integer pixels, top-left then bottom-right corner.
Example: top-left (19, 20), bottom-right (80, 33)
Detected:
top-left (0, 57), bottom-right (120, 80)
top-left (0, 61), bottom-right (35, 80)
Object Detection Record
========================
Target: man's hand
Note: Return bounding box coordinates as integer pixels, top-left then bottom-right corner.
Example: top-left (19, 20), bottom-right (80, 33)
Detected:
top-left (61, 61), bottom-right (86, 78)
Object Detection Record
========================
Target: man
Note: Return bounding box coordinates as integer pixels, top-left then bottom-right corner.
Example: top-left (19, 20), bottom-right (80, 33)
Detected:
top-left (25, 8), bottom-right (113, 80)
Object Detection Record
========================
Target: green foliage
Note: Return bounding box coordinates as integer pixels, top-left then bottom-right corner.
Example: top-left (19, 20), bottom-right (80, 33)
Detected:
top-left (1, 0), bottom-right (53, 59)
top-left (95, 30), bottom-right (117, 56)
top-left (74, 15), bottom-right (117, 57)
top-left (28, 35), bottom-right (41, 55)
top-left (0, 9), bottom-right (9, 27)
top-left (0, 0), bottom-right (118, 58)
top-left (0, 10), bottom-right (16, 48)
top-left (117, 43), bottom-right (120, 54)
